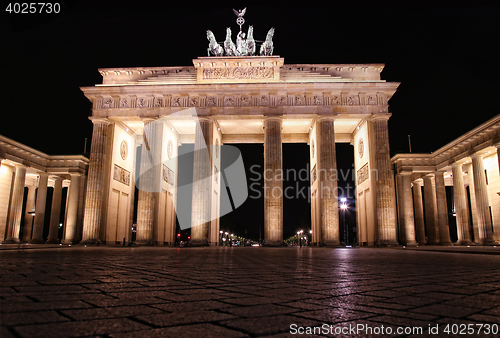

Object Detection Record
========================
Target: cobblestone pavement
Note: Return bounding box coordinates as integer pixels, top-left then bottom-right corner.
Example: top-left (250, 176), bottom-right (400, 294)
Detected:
top-left (2, 247), bottom-right (500, 337)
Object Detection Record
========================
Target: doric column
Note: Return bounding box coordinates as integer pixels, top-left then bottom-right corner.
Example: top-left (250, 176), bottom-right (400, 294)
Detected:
top-left (396, 173), bottom-right (417, 245)
top-left (315, 116), bottom-right (339, 246)
top-left (452, 163), bottom-right (472, 245)
top-left (464, 163), bottom-right (479, 242)
top-left (3, 165), bottom-right (27, 243)
top-left (370, 114), bottom-right (398, 245)
top-left (262, 117), bottom-right (283, 246)
top-left (29, 172), bottom-right (49, 244)
top-left (423, 175), bottom-right (440, 245)
top-left (190, 117), bottom-right (213, 246)
top-left (81, 119), bottom-right (110, 244)
top-left (22, 186), bottom-right (36, 242)
top-left (412, 179), bottom-right (426, 245)
top-left (470, 153), bottom-right (498, 245)
top-left (136, 118), bottom-right (162, 245)
top-left (434, 171), bottom-right (453, 245)
top-left (46, 177), bottom-right (64, 244)
top-left (61, 174), bottom-right (81, 244)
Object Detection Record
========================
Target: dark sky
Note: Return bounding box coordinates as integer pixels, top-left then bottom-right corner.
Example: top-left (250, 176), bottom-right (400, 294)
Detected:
top-left (3, 4), bottom-right (500, 240)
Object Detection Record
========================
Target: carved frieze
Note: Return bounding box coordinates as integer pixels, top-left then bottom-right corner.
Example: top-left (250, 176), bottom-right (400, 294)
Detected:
top-left (357, 163), bottom-right (369, 185)
top-left (97, 92), bottom-right (385, 109)
top-left (163, 164), bottom-right (175, 185)
top-left (113, 164), bottom-right (130, 186)
top-left (202, 66), bottom-right (274, 81)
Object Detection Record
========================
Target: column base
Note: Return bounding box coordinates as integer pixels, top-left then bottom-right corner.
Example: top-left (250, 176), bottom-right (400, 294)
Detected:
top-left (45, 239), bottom-right (60, 244)
top-left (403, 241), bottom-right (419, 247)
top-left (61, 239), bottom-right (77, 245)
top-left (377, 240), bottom-right (399, 247)
top-left (263, 240), bottom-right (285, 247)
top-left (477, 239), bottom-right (499, 246)
top-left (133, 240), bottom-right (154, 246)
top-left (188, 239), bottom-right (209, 247)
top-left (28, 238), bottom-right (45, 244)
top-left (438, 241), bottom-right (454, 246)
top-left (322, 241), bottom-right (341, 247)
top-left (2, 238), bottom-right (20, 244)
top-left (80, 239), bottom-right (102, 245)
top-left (425, 241), bottom-right (440, 246)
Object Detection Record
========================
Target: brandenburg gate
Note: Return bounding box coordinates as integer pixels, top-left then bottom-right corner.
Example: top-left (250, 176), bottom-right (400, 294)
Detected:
top-left (78, 14), bottom-right (400, 247)
top-left (79, 54), bottom-right (399, 246)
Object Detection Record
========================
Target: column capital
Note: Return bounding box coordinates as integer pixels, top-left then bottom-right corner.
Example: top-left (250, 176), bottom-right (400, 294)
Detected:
top-left (470, 152), bottom-right (485, 160)
top-left (50, 175), bottom-right (65, 181)
top-left (316, 114), bottom-right (338, 122)
top-left (263, 115), bottom-right (283, 122)
top-left (88, 116), bottom-right (111, 125)
top-left (412, 178), bottom-right (424, 186)
top-left (141, 116), bottom-right (160, 125)
top-left (369, 113), bottom-right (392, 122)
top-left (196, 116), bottom-right (214, 123)
top-left (37, 171), bottom-right (49, 178)
top-left (451, 161), bottom-right (464, 169)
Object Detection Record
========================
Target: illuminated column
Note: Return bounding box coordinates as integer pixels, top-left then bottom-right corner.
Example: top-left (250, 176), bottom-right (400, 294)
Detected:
top-left (46, 177), bottom-right (64, 244)
top-left (3, 166), bottom-right (27, 244)
top-left (263, 117), bottom-right (283, 246)
top-left (396, 173), bottom-right (417, 245)
top-left (62, 174), bottom-right (81, 244)
top-left (191, 117), bottom-right (213, 246)
top-left (316, 116), bottom-right (339, 246)
top-left (412, 179), bottom-right (426, 245)
top-left (81, 119), bottom-right (110, 244)
top-left (423, 175), bottom-right (439, 245)
top-left (452, 163), bottom-right (472, 245)
top-left (136, 119), bottom-right (162, 245)
top-left (471, 153), bottom-right (498, 245)
top-left (22, 186), bottom-right (36, 242)
top-left (29, 172), bottom-right (49, 244)
top-left (370, 114), bottom-right (398, 245)
top-left (434, 171), bottom-right (453, 245)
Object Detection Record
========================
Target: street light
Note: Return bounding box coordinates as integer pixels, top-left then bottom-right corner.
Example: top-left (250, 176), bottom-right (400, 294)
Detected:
top-left (297, 230), bottom-right (303, 247)
top-left (340, 198), bottom-right (348, 246)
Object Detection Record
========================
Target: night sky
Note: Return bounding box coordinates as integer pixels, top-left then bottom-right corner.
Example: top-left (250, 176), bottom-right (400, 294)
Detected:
top-left (3, 4), bottom-right (500, 241)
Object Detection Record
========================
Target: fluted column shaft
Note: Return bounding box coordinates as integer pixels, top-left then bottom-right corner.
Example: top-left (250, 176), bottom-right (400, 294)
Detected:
top-left (471, 154), bottom-right (497, 245)
top-left (371, 115), bottom-right (398, 245)
top-left (81, 120), bottom-right (109, 244)
top-left (423, 175), bottom-right (440, 245)
top-left (3, 166), bottom-right (27, 243)
top-left (413, 180), bottom-right (426, 245)
top-left (396, 174), bottom-right (417, 245)
top-left (46, 177), bottom-right (63, 244)
top-left (29, 172), bottom-right (49, 244)
top-left (316, 117), bottom-right (339, 246)
top-left (434, 171), bottom-right (453, 245)
top-left (263, 117), bottom-right (283, 246)
top-left (62, 174), bottom-right (81, 244)
top-left (136, 119), bottom-right (162, 244)
top-left (190, 118), bottom-right (213, 246)
top-left (452, 163), bottom-right (471, 244)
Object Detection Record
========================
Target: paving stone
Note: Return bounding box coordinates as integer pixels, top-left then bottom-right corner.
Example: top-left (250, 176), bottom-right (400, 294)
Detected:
top-left (3, 247), bottom-right (500, 337)
top-left (62, 305), bottom-right (165, 320)
top-left (220, 314), bottom-right (323, 336)
top-left (0, 311), bottom-right (70, 325)
top-left (109, 323), bottom-right (249, 338)
top-left (13, 318), bottom-right (151, 338)
top-left (135, 310), bottom-right (238, 327)
top-left (410, 304), bottom-right (480, 318)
